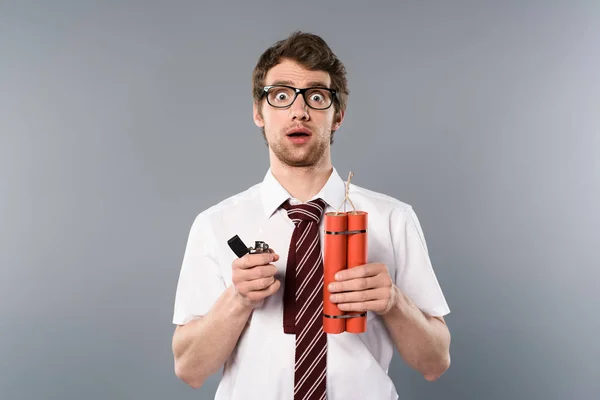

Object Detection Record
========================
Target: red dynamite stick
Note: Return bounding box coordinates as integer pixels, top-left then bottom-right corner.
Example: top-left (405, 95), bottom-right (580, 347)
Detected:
top-left (323, 211), bottom-right (347, 334)
top-left (345, 211), bottom-right (368, 333)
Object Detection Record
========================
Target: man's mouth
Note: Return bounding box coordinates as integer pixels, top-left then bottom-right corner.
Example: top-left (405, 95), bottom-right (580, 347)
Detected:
top-left (286, 128), bottom-right (312, 144)
top-left (286, 128), bottom-right (312, 137)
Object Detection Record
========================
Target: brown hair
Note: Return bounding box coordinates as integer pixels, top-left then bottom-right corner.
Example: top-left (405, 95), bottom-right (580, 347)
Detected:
top-left (252, 31), bottom-right (349, 140)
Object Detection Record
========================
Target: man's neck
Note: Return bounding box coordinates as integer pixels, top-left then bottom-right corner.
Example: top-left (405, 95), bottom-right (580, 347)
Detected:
top-left (270, 162), bottom-right (333, 203)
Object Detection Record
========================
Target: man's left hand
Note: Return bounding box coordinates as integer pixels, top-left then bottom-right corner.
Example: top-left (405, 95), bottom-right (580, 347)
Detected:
top-left (328, 263), bottom-right (398, 315)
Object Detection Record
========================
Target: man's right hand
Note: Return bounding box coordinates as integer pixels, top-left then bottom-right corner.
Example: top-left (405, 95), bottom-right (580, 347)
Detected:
top-left (231, 250), bottom-right (281, 309)
top-left (173, 250), bottom-right (281, 389)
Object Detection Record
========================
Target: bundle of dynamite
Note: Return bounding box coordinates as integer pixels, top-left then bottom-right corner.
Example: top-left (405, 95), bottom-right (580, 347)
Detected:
top-left (323, 171), bottom-right (368, 334)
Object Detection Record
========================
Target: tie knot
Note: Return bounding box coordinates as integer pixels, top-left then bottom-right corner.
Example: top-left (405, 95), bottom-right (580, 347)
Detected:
top-left (281, 198), bottom-right (326, 224)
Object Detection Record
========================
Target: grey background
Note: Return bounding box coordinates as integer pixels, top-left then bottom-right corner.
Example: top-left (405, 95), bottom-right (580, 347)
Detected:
top-left (1, 1), bottom-right (599, 399)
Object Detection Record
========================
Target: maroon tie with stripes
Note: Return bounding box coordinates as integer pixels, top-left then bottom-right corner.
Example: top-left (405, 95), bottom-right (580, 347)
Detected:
top-left (282, 198), bottom-right (328, 400)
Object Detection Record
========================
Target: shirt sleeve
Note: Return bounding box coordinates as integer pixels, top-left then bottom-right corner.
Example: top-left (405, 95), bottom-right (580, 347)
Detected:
top-left (172, 212), bottom-right (227, 325)
top-left (392, 206), bottom-right (450, 317)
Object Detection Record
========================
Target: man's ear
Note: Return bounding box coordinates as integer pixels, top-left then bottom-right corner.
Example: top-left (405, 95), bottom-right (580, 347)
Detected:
top-left (253, 102), bottom-right (265, 128)
top-left (331, 110), bottom-right (345, 131)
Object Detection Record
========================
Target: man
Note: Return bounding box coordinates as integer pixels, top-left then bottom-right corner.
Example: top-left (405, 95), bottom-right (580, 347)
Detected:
top-left (171, 31), bottom-right (451, 400)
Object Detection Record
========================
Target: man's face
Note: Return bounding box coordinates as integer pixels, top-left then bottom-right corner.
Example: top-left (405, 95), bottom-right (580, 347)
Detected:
top-left (253, 58), bottom-right (344, 168)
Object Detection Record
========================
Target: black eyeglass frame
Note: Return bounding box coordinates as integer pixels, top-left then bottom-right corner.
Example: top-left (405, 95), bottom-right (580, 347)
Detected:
top-left (261, 85), bottom-right (338, 110)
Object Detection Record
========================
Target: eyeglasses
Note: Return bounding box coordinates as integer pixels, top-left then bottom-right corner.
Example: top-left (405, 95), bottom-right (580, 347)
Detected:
top-left (262, 85), bottom-right (336, 110)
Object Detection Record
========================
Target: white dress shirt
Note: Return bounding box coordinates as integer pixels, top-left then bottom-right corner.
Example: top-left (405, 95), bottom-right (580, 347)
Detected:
top-left (172, 167), bottom-right (450, 400)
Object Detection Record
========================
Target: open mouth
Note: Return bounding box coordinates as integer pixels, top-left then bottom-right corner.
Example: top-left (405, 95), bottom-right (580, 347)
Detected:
top-left (286, 128), bottom-right (312, 144)
top-left (286, 127), bottom-right (312, 137)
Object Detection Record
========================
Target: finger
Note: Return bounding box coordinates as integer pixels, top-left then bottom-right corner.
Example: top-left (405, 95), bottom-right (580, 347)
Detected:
top-left (329, 287), bottom-right (387, 304)
top-left (237, 276), bottom-right (277, 293)
top-left (233, 264), bottom-right (278, 283)
top-left (234, 252), bottom-right (278, 269)
top-left (245, 279), bottom-right (281, 302)
top-left (328, 275), bottom-right (382, 293)
top-left (268, 249), bottom-right (280, 261)
top-left (336, 299), bottom-right (388, 313)
top-left (334, 263), bottom-right (383, 281)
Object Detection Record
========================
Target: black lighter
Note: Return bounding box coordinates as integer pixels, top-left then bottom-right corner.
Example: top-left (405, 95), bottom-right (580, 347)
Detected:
top-left (227, 235), bottom-right (270, 258)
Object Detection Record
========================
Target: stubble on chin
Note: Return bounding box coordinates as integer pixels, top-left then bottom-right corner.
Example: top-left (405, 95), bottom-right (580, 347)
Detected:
top-left (262, 127), bottom-right (329, 168)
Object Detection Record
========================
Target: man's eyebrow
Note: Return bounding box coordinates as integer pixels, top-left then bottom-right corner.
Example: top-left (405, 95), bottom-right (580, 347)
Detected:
top-left (305, 80), bottom-right (330, 88)
top-left (268, 80), bottom-right (331, 88)
top-left (270, 80), bottom-right (294, 86)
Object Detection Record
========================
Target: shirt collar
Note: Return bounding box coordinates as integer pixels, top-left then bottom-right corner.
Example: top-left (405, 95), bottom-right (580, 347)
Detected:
top-left (260, 167), bottom-right (347, 218)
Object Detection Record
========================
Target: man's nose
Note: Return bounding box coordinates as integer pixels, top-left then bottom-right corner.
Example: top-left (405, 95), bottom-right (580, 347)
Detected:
top-left (289, 94), bottom-right (309, 120)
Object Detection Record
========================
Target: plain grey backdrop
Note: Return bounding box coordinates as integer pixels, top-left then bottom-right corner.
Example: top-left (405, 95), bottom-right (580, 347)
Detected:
top-left (1, 1), bottom-right (599, 399)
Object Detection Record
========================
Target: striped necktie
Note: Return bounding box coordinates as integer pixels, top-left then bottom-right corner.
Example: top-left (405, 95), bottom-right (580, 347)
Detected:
top-left (282, 198), bottom-right (328, 400)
